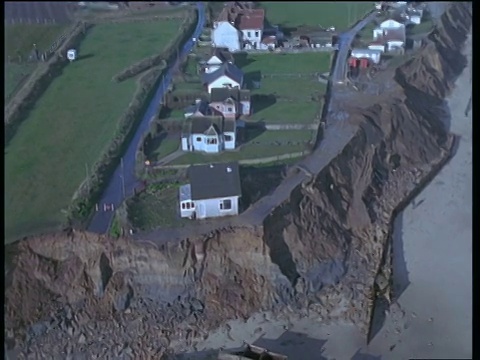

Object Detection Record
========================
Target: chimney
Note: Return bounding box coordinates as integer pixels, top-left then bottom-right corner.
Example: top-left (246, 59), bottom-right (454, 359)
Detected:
top-left (226, 166), bottom-right (232, 173)
top-left (195, 98), bottom-right (201, 104)
top-left (209, 164), bottom-right (214, 168)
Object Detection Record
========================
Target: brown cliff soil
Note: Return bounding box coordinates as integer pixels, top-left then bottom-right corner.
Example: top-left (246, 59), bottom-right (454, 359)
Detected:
top-left (4, 2), bottom-right (472, 358)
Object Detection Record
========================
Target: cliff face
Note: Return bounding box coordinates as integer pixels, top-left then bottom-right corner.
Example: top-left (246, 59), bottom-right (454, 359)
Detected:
top-left (4, 2), bottom-right (472, 358)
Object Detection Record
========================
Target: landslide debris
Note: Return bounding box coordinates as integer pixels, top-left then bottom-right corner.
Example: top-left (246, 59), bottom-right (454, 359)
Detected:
top-left (4, 2), bottom-right (472, 358)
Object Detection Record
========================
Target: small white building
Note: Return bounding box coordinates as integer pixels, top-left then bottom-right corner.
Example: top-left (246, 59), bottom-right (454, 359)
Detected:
top-left (236, 9), bottom-right (265, 49)
top-left (181, 116), bottom-right (237, 153)
top-left (179, 162), bottom-right (242, 220)
top-left (212, 21), bottom-right (242, 52)
top-left (350, 48), bottom-right (383, 64)
top-left (373, 19), bottom-right (405, 39)
top-left (202, 62), bottom-right (244, 94)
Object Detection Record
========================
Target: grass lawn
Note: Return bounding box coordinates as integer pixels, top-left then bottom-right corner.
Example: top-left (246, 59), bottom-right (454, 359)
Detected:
top-left (236, 52), bottom-right (332, 75)
top-left (170, 130), bottom-right (313, 165)
top-left (261, 2), bottom-right (374, 30)
top-left (5, 24), bottom-right (69, 59)
top-left (127, 182), bottom-right (190, 230)
top-left (4, 19), bottom-right (182, 244)
top-left (253, 78), bottom-right (327, 99)
top-left (146, 136), bottom-right (180, 162)
top-left (5, 23), bottom-right (70, 102)
top-left (4, 62), bottom-right (37, 101)
top-left (250, 101), bottom-right (321, 123)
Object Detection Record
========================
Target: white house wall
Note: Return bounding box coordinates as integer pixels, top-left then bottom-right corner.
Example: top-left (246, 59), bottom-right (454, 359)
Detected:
top-left (208, 75), bottom-right (241, 94)
top-left (368, 44), bottom-right (386, 53)
top-left (194, 196), bottom-right (239, 219)
top-left (387, 40), bottom-right (404, 51)
top-left (223, 131), bottom-right (236, 150)
top-left (181, 137), bottom-right (190, 151)
top-left (240, 100), bottom-right (251, 115)
top-left (212, 22), bottom-right (241, 52)
top-left (241, 29), bottom-right (263, 49)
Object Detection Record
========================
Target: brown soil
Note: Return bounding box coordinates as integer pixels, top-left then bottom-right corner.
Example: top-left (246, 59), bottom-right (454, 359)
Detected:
top-left (4, 2), bottom-right (472, 358)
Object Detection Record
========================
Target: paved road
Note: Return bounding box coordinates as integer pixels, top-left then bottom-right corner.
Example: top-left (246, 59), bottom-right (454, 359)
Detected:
top-left (331, 10), bottom-right (379, 84)
top-left (87, 2), bottom-right (205, 234)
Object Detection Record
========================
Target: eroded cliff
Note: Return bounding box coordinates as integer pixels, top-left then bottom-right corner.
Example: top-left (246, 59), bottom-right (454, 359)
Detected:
top-left (4, 2), bottom-right (472, 358)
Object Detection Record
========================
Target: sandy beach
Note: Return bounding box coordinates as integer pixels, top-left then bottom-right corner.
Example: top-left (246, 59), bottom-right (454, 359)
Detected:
top-left (178, 33), bottom-right (472, 360)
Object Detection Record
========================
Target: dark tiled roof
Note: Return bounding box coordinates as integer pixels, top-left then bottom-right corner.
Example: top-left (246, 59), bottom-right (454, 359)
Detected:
top-left (210, 88), bottom-right (250, 102)
top-left (235, 9), bottom-right (265, 30)
top-left (189, 116), bottom-right (224, 135)
top-left (202, 62), bottom-right (244, 86)
top-left (184, 100), bottom-right (210, 116)
top-left (210, 48), bottom-right (234, 63)
top-left (224, 118), bottom-right (236, 132)
top-left (188, 162), bottom-right (242, 200)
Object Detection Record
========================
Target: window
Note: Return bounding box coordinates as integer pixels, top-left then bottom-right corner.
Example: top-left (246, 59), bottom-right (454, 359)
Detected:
top-left (255, 31), bottom-right (259, 37)
top-left (186, 202), bottom-right (191, 209)
top-left (220, 199), bottom-right (232, 210)
top-left (225, 135), bottom-right (232, 141)
top-left (181, 203), bottom-right (186, 210)
top-left (228, 107), bottom-right (233, 112)
top-left (207, 137), bottom-right (218, 145)
top-left (190, 202), bottom-right (195, 209)
top-left (247, 31), bottom-right (251, 37)
top-left (196, 137), bottom-right (202, 142)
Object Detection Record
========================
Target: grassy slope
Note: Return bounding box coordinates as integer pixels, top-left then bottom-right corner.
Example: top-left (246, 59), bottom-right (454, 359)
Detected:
top-left (261, 2), bottom-right (374, 29)
top-left (5, 24), bottom-right (69, 101)
top-left (5, 19), bottom-right (182, 243)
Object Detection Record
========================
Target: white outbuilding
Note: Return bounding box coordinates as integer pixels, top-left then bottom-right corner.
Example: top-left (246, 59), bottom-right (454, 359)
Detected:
top-left (67, 49), bottom-right (77, 61)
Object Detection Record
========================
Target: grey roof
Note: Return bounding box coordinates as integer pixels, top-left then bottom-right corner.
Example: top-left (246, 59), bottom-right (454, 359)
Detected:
top-left (184, 100), bottom-right (210, 116)
top-left (210, 88), bottom-right (251, 102)
top-left (189, 116), bottom-right (224, 135)
top-left (202, 62), bottom-right (244, 86)
top-left (188, 162), bottom-right (242, 200)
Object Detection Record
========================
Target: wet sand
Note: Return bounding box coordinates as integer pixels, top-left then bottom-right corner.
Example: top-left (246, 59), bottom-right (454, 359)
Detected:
top-left (179, 33), bottom-right (472, 360)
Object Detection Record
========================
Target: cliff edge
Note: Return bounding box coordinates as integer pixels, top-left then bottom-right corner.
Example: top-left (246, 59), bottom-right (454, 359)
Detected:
top-left (4, 2), bottom-right (472, 358)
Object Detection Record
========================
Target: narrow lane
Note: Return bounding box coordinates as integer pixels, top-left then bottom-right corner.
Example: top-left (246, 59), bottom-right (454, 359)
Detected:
top-left (87, 3), bottom-right (205, 233)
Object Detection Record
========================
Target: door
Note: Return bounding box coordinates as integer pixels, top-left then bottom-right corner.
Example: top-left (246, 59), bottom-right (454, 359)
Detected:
top-left (197, 202), bottom-right (207, 219)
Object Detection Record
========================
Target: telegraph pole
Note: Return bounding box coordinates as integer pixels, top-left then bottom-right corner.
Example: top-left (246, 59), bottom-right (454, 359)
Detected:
top-left (120, 157), bottom-right (126, 199)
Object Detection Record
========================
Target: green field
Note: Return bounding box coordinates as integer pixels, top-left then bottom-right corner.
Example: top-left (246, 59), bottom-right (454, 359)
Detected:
top-left (146, 137), bottom-right (180, 162)
top-left (237, 52), bottom-right (332, 74)
top-left (5, 24), bottom-right (69, 101)
top-left (235, 52), bottom-right (330, 123)
top-left (4, 62), bottom-right (37, 101)
top-left (250, 101), bottom-right (321, 123)
top-left (127, 182), bottom-right (190, 230)
top-left (170, 130), bottom-right (313, 165)
top-left (5, 19), bottom-right (182, 244)
top-left (261, 2), bottom-right (374, 29)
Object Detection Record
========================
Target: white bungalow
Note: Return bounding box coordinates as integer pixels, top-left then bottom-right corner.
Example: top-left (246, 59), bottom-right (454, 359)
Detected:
top-left (181, 116), bottom-right (237, 153)
top-left (201, 62), bottom-right (244, 94)
top-left (179, 162), bottom-right (242, 219)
